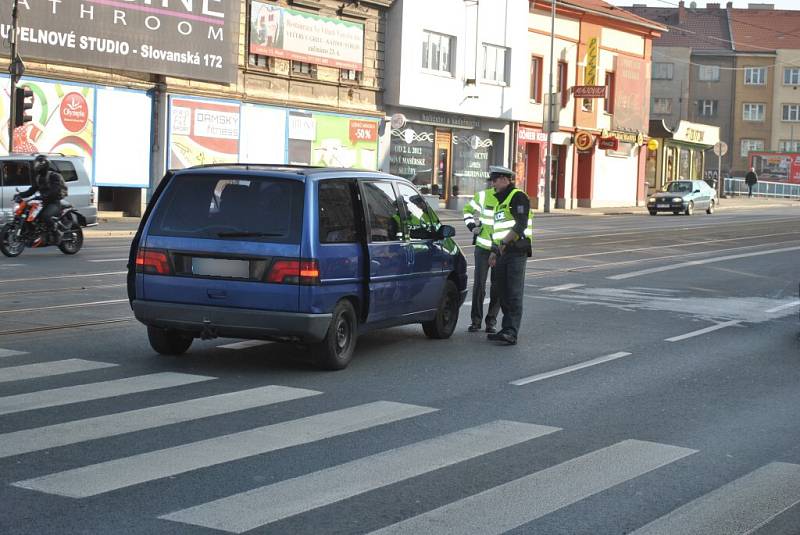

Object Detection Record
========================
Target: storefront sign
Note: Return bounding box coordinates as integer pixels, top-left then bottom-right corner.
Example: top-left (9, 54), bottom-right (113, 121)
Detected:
top-left (250, 2), bottom-right (364, 71)
top-left (673, 121), bottom-right (719, 146)
top-left (573, 85), bottom-right (607, 99)
top-left (518, 125), bottom-right (548, 143)
top-left (419, 111), bottom-right (481, 129)
top-left (349, 120), bottom-right (378, 143)
top-left (169, 97), bottom-right (240, 169)
top-left (647, 138), bottom-right (659, 151)
top-left (574, 130), bottom-right (595, 152)
top-left (584, 37), bottom-right (598, 85)
top-left (598, 137), bottom-right (619, 151)
top-left (601, 129), bottom-right (644, 145)
top-left (0, 1), bottom-right (240, 84)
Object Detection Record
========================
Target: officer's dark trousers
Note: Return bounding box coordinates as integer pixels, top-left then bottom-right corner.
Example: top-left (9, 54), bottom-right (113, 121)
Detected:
top-left (471, 247), bottom-right (500, 328)
top-left (492, 253), bottom-right (527, 337)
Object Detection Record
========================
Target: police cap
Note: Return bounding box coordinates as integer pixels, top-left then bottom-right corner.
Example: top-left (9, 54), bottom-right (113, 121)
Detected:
top-left (489, 165), bottom-right (515, 181)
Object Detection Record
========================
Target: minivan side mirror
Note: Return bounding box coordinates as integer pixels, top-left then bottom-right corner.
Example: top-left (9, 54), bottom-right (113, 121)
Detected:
top-left (438, 224), bottom-right (455, 239)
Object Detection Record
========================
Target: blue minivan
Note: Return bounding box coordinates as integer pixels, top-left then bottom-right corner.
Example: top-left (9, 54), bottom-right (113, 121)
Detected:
top-left (128, 165), bottom-right (468, 370)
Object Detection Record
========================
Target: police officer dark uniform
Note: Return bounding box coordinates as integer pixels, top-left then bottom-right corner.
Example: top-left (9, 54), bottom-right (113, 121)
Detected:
top-left (486, 166), bottom-right (533, 345)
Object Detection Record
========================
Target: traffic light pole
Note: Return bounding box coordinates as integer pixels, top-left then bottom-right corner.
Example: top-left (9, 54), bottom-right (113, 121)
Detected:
top-left (8, 0), bottom-right (19, 153)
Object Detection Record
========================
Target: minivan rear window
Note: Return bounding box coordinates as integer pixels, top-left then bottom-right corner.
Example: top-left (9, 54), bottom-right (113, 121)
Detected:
top-left (148, 174), bottom-right (304, 243)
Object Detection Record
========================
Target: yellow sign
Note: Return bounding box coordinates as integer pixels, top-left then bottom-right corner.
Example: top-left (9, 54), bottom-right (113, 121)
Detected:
top-left (585, 37), bottom-right (598, 85)
top-left (575, 130), bottom-right (595, 152)
top-left (647, 139), bottom-right (659, 151)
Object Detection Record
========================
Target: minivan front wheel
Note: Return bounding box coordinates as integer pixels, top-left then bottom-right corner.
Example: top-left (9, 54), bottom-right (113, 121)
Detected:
top-left (147, 326), bottom-right (193, 355)
top-left (312, 300), bottom-right (358, 370)
top-left (422, 280), bottom-right (460, 339)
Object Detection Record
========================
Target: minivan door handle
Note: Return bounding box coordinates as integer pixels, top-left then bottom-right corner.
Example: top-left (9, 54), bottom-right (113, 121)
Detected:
top-left (207, 289), bottom-right (227, 299)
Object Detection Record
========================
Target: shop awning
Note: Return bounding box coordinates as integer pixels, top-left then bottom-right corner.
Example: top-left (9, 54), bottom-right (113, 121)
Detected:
top-left (648, 119), bottom-right (719, 148)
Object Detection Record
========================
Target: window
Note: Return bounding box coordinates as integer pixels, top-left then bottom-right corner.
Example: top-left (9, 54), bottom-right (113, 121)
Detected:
top-left (652, 97), bottom-right (672, 115)
top-left (340, 69), bottom-right (360, 82)
top-left (362, 181), bottom-right (402, 242)
top-left (698, 65), bottom-right (720, 82)
top-left (52, 161), bottom-right (79, 182)
top-left (397, 183), bottom-right (439, 240)
top-left (699, 100), bottom-right (717, 117)
top-left (482, 44), bottom-right (509, 84)
top-left (652, 62), bottom-right (674, 80)
top-left (530, 56), bottom-right (542, 102)
top-left (604, 71), bottom-right (615, 114)
top-left (0, 161), bottom-right (31, 187)
top-left (740, 139), bottom-right (764, 157)
top-left (422, 31), bottom-right (453, 74)
top-left (782, 104), bottom-right (800, 122)
top-left (778, 140), bottom-right (800, 152)
top-left (557, 61), bottom-right (568, 107)
top-left (292, 61), bottom-right (316, 77)
top-left (785, 68), bottom-right (800, 85)
top-left (743, 103), bottom-right (765, 121)
top-left (248, 54), bottom-right (276, 71)
top-left (319, 180), bottom-right (359, 244)
top-left (744, 67), bottom-right (766, 85)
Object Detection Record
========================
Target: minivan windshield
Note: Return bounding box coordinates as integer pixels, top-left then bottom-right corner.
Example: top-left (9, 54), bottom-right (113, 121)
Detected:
top-left (149, 174), bottom-right (304, 243)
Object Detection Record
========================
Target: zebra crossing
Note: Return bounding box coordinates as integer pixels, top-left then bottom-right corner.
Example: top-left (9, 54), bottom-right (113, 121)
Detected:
top-left (2, 349), bottom-right (800, 534)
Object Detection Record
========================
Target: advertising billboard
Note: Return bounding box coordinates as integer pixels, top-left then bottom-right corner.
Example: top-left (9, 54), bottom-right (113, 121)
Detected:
top-left (0, 1), bottom-right (240, 84)
top-left (613, 55), bottom-right (649, 133)
top-left (250, 2), bottom-right (364, 71)
top-left (749, 152), bottom-right (800, 184)
top-left (169, 96), bottom-right (240, 169)
top-left (287, 111), bottom-right (378, 169)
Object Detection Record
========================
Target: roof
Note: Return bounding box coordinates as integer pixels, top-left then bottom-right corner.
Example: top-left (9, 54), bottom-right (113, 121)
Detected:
top-left (623, 6), bottom-right (731, 51)
top-left (727, 9), bottom-right (800, 52)
top-left (176, 164), bottom-right (397, 180)
top-left (537, 0), bottom-right (666, 33)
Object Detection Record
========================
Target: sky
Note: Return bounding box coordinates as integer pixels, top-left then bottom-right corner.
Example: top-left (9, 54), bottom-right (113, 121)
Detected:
top-left (610, 0), bottom-right (799, 8)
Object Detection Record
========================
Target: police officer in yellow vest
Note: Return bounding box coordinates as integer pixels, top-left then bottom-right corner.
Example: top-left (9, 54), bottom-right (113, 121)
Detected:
top-left (462, 175), bottom-right (501, 333)
top-left (487, 166), bottom-right (533, 345)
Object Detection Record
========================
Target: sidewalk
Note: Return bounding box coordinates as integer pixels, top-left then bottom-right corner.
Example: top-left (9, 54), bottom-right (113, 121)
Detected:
top-left (84, 197), bottom-right (799, 238)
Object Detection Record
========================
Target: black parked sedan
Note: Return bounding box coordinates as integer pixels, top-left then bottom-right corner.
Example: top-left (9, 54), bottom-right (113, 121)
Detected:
top-left (647, 180), bottom-right (717, 216)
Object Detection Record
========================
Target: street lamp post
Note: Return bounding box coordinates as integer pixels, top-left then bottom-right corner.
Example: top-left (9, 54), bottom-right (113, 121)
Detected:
top-left (8, 0), bottom-right (21, 153)
top-left (544, 0), bottom-right (556, 213)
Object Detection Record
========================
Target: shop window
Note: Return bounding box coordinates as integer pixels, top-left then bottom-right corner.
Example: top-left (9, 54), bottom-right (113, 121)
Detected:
top-left (292, 61), bottom-right (317, 78)
top-left (666, 147), bottom-right (677, 182)
top-left (557, 61), bottom-right (568, 107)
top-left (363, 181), bottom-right (402, 242)
top-left (742, 103), bottom-right (765, 122)
top-left (421, 30), bottom-right (453, 75)
top-left (691, 150), bottom-right (703, 180)
top-left (319, 180), bottom-right (359, 244)
top-left (679, 148), bottom-right (691, 180)
top-left (389, 123), bottom-right (435, 189)
top-left (604, 72), bottom-right (615, 114)
top-left (530, 56), bottom-right (543, 103)
top-left (698, 65), bottom-right (720, 82)
top-left (744, 67), bottom-right (766, 86)
top-left (652, 62), bottom-right (674, 80)
top-left (482, 44), bottom-right (509, 84)
top-left (782, 104), bottom-right (800, 122)
top-left (784, 67), bottom-right (800, 86)
top-left (451, 129), bottom-right (495, 198)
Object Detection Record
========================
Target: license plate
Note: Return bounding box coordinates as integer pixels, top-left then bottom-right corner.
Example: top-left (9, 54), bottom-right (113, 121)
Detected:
top-left (191, 258), bottom-right (250, 278)
top-left (656, 204), bottom-right (669, 208)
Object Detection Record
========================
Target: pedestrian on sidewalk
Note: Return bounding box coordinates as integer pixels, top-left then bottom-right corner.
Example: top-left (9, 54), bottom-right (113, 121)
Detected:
top-left (463, 174), bottom-right (501, 333)
top-left (487, 167), bottom-right (533, 346)
top-left (745, 167), bottom-right (758, 198)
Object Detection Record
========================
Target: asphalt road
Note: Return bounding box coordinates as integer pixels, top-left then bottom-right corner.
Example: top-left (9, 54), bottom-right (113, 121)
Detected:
top-left (0, 206), bottom-right (798, 534)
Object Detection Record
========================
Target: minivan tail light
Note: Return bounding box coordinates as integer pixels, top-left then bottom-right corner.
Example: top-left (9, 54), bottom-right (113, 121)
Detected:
top-left (135, 248), bottom-right (172, 275)
top-left (267, 259), bottom-right (320, 285)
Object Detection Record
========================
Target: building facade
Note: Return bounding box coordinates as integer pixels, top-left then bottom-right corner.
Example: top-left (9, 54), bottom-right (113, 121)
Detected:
top-left (1, 0), bottom-right (392, 215)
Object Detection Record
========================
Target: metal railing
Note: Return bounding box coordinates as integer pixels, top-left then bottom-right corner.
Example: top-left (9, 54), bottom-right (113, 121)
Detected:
top-left (724, 177), bottom-right (800, 199)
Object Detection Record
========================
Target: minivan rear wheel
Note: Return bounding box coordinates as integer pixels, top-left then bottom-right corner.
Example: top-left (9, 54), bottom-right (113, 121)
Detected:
top-left (147, 326), bottom-right (193, 355)
top-left (422, 280), bottom-right (460, 339)
top-left (312, 300), bottom-right (358, 370)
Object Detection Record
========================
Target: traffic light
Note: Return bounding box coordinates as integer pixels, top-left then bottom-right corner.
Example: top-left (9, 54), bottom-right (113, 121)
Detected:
top-left (13, 86), bottom-right (33, 128)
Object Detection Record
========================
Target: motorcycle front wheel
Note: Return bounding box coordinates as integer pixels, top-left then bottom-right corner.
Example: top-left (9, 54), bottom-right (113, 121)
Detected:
top-left (58, 223), bottom-right (83, 255)
top-left (0, 223), bottom-right (26, 257)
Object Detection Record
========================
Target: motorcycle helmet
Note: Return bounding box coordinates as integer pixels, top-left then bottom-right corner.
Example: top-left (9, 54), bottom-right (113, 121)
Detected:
top-left (33, 154), bottom-right (50, 175)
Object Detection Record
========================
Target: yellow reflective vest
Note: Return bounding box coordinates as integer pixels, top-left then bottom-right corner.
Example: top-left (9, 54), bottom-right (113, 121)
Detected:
top-left (492, 188), bottom-right (533, 245)
top-left (462, 188), bottom-right (497, 250)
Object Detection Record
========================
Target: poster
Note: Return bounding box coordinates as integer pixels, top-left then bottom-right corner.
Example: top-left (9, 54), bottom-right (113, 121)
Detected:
top-left (749, 152), bottom-right (800, 184)
top-left (0, 0), bottom-right (240, 84)
top-left (0, 77), bottom-right (95, 177)
top-left (288, 112), bottom-right (378, 169)
top-left (250, 2), bottom-right (364, 71)
top-left (613, 55), bottom-right (649, 133)
top-left (169, 96), bottom-right (240, 169)
top-left (94, 87), bottom-right (151, 187)
top-left (389, 123), bottom-right (435, 187)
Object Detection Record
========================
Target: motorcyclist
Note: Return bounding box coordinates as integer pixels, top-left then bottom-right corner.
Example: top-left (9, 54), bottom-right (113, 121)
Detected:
top-left (14, 155), bottom-right (68, 243)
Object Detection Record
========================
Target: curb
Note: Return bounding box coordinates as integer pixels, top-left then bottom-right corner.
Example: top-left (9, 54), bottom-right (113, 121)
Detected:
top-left (84, 230), bottom-right (137, 238)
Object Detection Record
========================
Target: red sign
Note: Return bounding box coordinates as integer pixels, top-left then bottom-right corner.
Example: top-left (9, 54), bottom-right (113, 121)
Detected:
top-left (572, 86), bottom-right (607, 99)
top-left (598, 137), bottom-right (619, 151)
top-left (349, 120), bottom-right (378, 143)
top-left (748, 152), bottom-right (800, 184)
top-left (518, 125), bottom-right (548, 143)
top-left (59, 92), bottom-right (89, 133)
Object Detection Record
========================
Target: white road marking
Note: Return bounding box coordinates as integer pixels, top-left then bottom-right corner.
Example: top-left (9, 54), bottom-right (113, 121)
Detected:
top-left (14, 401), bottom-right (437, 498)
top-left (765, 300), bottom-right (800, 314)
top-left (367, 440), bottom-right (696, 535)
top-left (665, 321), bottom-right (740, 342)
top-left (0, 372), bottom-right (214, 416)
top-left (88, 258), bottom-right (129, 263)
top-left (632, 463), bottom-right (800, 535)
top-left (0, 386), bottom-right (321, 459)
top-left (0, 263), bottom-right (25, 268)
top-left (218, 340), bottom-right (270, 350)
top-left (160, 420), bottom-right (561, 533)
top-left (511, 352), bottom-right (632, 386)
top-left (541, 283), bottom-right (585, 292)
top-left (0, 348), bottom-right (26, 358)
top-left (0, 299), bottom-right (128, 315)
top-left (608, 246), bottom-right (800, 280)
top-left (0, 359), bottom-right (116, 384)
top-left (0, 271), bottom-right (126, 284)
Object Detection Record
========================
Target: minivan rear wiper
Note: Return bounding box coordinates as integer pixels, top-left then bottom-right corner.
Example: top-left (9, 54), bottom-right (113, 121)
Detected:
top-left (217, 231), bottom-right (283, 238)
